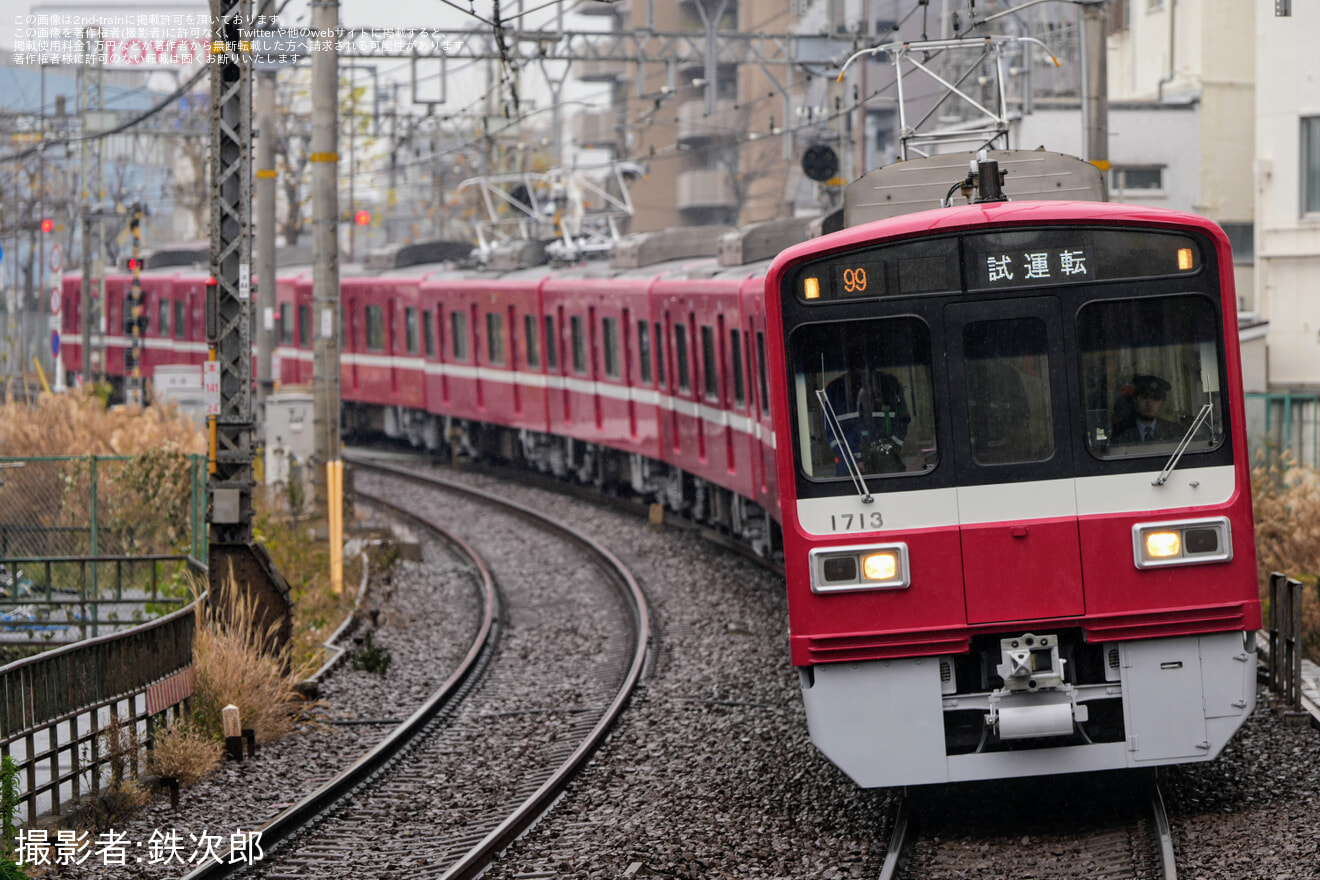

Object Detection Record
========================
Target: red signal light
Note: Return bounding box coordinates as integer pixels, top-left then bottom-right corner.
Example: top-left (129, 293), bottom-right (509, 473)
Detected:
top-left (354, 210), bottom-right (370, 226)
top-left (40, 218), bottom-right (53, 233)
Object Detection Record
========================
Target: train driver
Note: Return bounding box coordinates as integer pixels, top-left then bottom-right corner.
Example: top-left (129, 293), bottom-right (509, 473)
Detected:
top-left (823, 362), bottom-right (911, 475)
top-left (1111, 375), bottom-right (1184, 444)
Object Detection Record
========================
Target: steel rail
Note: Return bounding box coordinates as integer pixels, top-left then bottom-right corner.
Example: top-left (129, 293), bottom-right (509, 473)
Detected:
top-left (346, 456), bottom-right (653, 880)
top-left (1151, 783), bottom-right (1178, 880)
top-left (877, 792), bottom-right (914, 880)
top-left (179, 485), bottom-right (500, 880)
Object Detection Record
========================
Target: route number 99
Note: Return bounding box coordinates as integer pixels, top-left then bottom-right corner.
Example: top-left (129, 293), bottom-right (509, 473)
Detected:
top-left (842, 267), bottom-right (867, 294)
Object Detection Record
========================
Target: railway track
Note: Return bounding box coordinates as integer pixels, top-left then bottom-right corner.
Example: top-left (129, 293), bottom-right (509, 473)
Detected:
top-left (182, 460), bottom-right (651, 879)
top-left (877, 772), bottom-right (1178, 880)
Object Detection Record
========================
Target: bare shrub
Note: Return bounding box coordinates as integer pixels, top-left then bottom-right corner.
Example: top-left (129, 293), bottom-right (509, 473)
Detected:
top-left (1252, 453), bottom-right (1320, 661)
top-left (191, 571), bottom-right (313, 743)
top-left (148, 720), bottom-right (222, 787)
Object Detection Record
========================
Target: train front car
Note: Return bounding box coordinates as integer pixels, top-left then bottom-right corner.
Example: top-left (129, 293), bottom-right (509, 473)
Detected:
top-left (765, 201), bottom-right (1261, 787)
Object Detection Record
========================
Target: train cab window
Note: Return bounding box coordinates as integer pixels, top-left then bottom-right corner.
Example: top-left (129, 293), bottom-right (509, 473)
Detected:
top-left (570, 315), bottom-right (587, 375)
top-left (278, 304), bottom-right (292, 344)
top-left (157, 301), bottom-right (170, 338)
top-left (405, 307), bottom-right (419, 355)
top-left (298, 305), bottom-right (311, 347)
top-left (962, 318), bottom-right (1054, 466)
top-left (637, 321), bottom-right (653, 385)
top-left (544, 315), bottom-right (558, 369)
top-left (675, 324), bottom-right (691, 393)
top-left (175, 301), bottom-right (187, 340)
top-left (602, 317), bottom-right (620, 379)
top-left (366, 306), bottom-right (385, 352)
top-left (487, 312), bottom-right (505, 365)
top-left (792, 317), bottom-right (936, 480)
top-left (756, 331), bottom-right (769, 416)
top-left (423, 310), bottom-right (435, 357)
top-left (730, 329), bottom-right (745, 408)
top-left (655, 322), bottom-right (666, 388)
top-left (525, 314), bottom-right (540, 368)
top-left (1078, 295), bottom-right (1225, 459)
top-left (451, 311), bottom-right (469, 361)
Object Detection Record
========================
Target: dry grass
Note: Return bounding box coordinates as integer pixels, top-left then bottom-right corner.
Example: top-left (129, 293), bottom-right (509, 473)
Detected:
top-left (148, 720), bottom-right (222, 787)
top-left (0, 390), bottom-right (203, 456)
top-left (254, 486), bottom-right (364, 672)
top-left (191, 572), bottom-right (314, 743)
top-left (1251, 453), bottom-right (1320, 661)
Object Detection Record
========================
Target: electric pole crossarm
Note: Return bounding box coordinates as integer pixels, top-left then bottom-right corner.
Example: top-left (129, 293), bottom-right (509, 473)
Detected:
top-left (333, 27), bottom-right (797, 65)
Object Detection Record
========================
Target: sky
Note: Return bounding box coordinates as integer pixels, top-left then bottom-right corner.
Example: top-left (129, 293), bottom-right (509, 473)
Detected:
top-left (0, 0), bottom-right (596, 112)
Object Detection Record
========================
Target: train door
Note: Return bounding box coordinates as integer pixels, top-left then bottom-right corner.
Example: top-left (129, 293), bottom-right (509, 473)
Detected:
top-left (622, 308), bottom-right (637, 438)
top-left (944, 297), bottom-right (1084, 625)
top-left (347, 295), bottom-right (359, 390)
top-left (472, 302), bottom-right (483, 410)
top-left (388, 297), bottom-right (399, 395)
top-left (588, 306), bottom-right (602, 429)
top-left (508, 304), bottom-right (521, 414)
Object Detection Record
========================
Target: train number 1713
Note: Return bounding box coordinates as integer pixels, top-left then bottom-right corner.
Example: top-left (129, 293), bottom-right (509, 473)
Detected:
top-left (830, 512), bottom-right (883, 531)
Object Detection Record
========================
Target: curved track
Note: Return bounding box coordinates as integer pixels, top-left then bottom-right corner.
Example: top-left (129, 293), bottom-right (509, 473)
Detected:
top-left (183, 460), bottom-right (650, 880)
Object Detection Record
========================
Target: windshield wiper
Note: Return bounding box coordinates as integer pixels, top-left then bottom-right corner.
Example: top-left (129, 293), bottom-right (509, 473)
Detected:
top-left (816, 389), bottom-right (874, 503)
top-left (1152, 403), bottom-right (1213, 487)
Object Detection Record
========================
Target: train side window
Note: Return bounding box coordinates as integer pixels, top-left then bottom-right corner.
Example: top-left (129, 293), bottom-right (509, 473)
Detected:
top-left (730, 328), bottom-right (745, 408)
top-left (157, 300), bottom-right (170, 338)
top-left (603, 317), bottom-right (620, 379)
top-left (298, 304), bottom-right (311, 348)
top-left (571, 315), bottom-right (587, 375)
top-left (701, 325), bottom-right (719, 402)
top-left (487, 312), bottom-right (505, 365)
top-left (525, 314), bottom-right (540, 368)
top-left (756, 331), bottom-right (769, 415)
top-left (962, 318), bottom-right (1054, 466)
top-left (423, 309), bottom-right (434, 357)
top-left (451, 310), bottom-right (469, 361)
top-left (279, 304), bottom-right (292, 344)
top-left (675, 324), bottom-right (691, 393)
top-left (175, 301), bottom-right (187, 340)
top-left (545, 315), bottom-right (558, 369)
top-left (405, 307), bottom-right (419, 355)
top-left (1078, 294), bottom-right (1225, 459)
top-left (366, 306), bottom-right (385, 352)
top-left (637, 321), bottom-right (653, 385)
top-left (655, 321), bottom-right (666, 388)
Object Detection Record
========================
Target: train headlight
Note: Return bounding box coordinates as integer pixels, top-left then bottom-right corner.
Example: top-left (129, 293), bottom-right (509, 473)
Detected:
top-left (1133, 517), bottom-right (1232, 569)
top-left (809, 543), bottom-right (909, 593)
top-left (862, 551), bottom-right (899, 581)
top-left (1144, 531), bottom-right (1181, 558)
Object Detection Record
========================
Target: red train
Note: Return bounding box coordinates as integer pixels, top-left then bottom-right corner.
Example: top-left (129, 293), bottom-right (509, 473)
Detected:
top-left (61, 152), bottom-right (1261, 788)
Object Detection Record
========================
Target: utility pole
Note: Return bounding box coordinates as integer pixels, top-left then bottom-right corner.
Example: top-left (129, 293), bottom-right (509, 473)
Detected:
top-left (208, 0), bottom-right (293, 649)
top-left (256, 64), bottom-right (276, 410)
top-left (1078, 0), bottom-right (1110, 196)
top-left (78, 26), bottom-right (104, 385)
top-left (310, 0), bottom-right (342, 515)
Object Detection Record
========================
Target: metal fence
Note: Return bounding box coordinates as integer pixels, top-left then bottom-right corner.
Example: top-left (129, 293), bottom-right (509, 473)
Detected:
top-left (0, 454), bottom-right (208, 644)
top-left (1266, 572), bottom-right (1306, 712)
top-left (0, 599), bottom-right (197, 824)
top-left (1245, 392), bottom-right (1320, 469)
